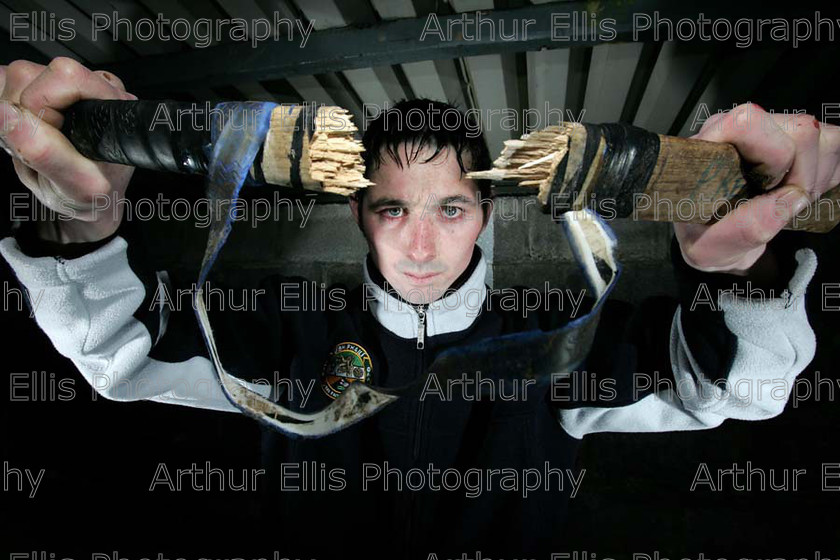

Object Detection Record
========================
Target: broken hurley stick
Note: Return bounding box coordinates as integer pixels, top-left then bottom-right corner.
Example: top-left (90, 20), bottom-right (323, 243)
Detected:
top-left (468, 122), bottom-right (839, 233)
top-left (60, 100), bottom-right (371, 196)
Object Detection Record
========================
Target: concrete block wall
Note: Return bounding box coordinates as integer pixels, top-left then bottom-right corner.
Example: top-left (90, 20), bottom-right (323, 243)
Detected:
top-left (491, 195), bottom-right (677, 301)
top-left (143, 193), bottom-right (677, 302)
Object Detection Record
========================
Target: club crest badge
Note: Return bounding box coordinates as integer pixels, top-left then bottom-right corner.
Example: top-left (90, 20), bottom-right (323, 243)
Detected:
top-left (321, 341), bottom-right (373, 400)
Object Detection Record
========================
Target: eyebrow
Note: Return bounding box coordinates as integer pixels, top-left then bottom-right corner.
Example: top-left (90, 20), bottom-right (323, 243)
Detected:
top-left (366, 197), bottom-right (407, 211)
top-left (366, 194), bottom-right (475, 211)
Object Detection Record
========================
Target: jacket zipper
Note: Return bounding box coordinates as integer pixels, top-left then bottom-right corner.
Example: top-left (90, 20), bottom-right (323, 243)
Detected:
top-left (406, 302), bottom-right (428, 555)
top-left (412, 303), bottom-right (427, 459)
top-left (415, 307), bottom-right (426, 350)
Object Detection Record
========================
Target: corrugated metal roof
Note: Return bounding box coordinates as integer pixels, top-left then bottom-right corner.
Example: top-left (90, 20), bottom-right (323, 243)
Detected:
top-left (3, 0), bottom-right (837, 157)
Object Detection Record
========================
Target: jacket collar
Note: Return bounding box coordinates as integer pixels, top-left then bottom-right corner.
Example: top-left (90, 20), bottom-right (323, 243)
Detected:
top-left (362, 246), bottom-right (488, 340)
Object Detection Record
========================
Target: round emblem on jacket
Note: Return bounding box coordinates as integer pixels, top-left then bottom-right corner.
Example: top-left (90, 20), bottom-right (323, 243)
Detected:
top-left (321, 341), bottom-right (373, 400)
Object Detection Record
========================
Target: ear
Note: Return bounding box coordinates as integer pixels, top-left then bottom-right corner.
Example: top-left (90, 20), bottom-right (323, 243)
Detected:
top-left (479, 197), bottom-right (494, 236)
top-left (349, 194), bottom-right (361, 227)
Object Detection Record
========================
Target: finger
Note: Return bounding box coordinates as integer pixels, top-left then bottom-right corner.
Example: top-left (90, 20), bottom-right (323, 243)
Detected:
top-left (93, 70), bottom-right (126, 92)
top-left (96, 71), bottom-right (137, 101)
top-left (816, 121), bottom-right (840, 192)
top-left (1, 60), bottom-right (46, 103)
top-left (690, 111), bottom-right (726, 139)
top-left (768, 112), bottom-right (820, 199)
top-left (694, 103), bottom-right (796, 190)
top-left (0, 66), bottom-right (6, 100)
top-left (677, 185), bottom-right (810, 272)
top-left (0, 101), bottom-right (111, 201)
top-left (12, 157), bottom-right (41, 192)
top-left (19, 57), bottom-right (132, 129)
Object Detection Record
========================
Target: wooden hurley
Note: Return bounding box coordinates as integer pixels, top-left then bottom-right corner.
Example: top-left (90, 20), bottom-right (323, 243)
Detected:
top-left (258, 104), bottom-right (370, 196)
top-left (468, 122), bottom-right (839, 233)
top-left (61, 100), bottom-right (371, 196)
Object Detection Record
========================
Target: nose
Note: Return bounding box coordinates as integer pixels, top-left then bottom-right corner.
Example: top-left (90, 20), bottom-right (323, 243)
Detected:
top-left (407, 215), bottom-right (437, 264)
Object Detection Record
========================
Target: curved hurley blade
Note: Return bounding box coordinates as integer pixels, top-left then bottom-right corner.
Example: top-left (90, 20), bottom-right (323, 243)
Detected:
top-left (195, 290), bottom-right (397, 437)
top-left (191, 101), bottom-right (397, 438)
top-left (560, 208), bottom-right (619, 300)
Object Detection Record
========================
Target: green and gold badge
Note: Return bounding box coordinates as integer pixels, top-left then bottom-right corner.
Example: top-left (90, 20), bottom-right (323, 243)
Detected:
top-left (321, 341), bottom-right (373, 399)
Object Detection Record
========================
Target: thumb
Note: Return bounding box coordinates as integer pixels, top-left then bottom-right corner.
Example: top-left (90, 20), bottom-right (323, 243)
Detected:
top-left (716, 183), bottom-right (810, 255)
top-left (769, 184), bottom-right (812, 226)
top-left (722, 184), bottom-right (811, 251)
top-left (676, 185), bottom-right (811, 273)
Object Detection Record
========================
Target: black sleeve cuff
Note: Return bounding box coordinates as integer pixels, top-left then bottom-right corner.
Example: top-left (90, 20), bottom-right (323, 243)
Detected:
top-left (670, 235), bottom-right (798, 299)
top-left (670, 235), bottom-right (800, 387)
top-left (13, 220), bottom-right (121, 260)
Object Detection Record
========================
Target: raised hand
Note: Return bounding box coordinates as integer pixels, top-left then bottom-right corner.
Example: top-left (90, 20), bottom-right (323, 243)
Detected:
top-left (0, 57), bottom-right (137, 243)
top-left (675, 103), bottom-right (839, 275)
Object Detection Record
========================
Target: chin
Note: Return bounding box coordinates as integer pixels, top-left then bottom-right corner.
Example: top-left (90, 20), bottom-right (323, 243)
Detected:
top-left (410, 278), bottom-right (453, 304)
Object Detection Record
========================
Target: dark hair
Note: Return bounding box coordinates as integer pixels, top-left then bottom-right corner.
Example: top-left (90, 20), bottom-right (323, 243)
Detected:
top-left (358, 99), bottom-right (493, 204)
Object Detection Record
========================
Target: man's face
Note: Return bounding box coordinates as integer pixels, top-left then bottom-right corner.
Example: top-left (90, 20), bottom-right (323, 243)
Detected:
top-left (350, 145), bottom-right (491, 305)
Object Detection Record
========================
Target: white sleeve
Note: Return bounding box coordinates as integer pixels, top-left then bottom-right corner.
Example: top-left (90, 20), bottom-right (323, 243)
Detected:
top-left (0, 235), bottom-right (271, 412)
top-left (558, 248), bottom-right (818, 439)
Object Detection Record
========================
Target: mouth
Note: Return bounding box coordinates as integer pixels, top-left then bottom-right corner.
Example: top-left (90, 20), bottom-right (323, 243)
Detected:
top-left (404, 272), bottom-right (440, 282)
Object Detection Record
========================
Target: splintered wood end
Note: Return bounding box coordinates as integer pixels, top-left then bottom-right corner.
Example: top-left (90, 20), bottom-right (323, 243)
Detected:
top-left (466, 124), bottom-right (578, 204)
top-left (309, 106), bottom-right (372, 195)
top-left (261, 105), bottom-right (372, 195)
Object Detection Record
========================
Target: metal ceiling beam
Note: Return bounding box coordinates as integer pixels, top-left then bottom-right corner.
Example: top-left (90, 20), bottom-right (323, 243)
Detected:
top-left (564, 47), bottom-right (591, 122)
top-left (103, 0), bottom-right (781, 92)
top-left (2, 0), bottom-right (129, 64)
top-left (314, 72), bottom-right (366, 124)
top-left (334, 0), bottom-right (418, 101)
top-left (675, 43), bottom-right (786, 137)
top-left (496, 0), bottom-right (529, 136)
top-left (0, 33), bottom-right (51, 65)
top-left (668, 44), bottom-right (729, 135)
top-left (583, 42), bottom-right (645, 123)
top-left (412, 0), bottom-right (474, 109)
top-left (68, 0), bottom-right (181, 57)
top-left (619, 40), bottom-right (662, 124)
top-left (632, 41), bottom-right (711, 134)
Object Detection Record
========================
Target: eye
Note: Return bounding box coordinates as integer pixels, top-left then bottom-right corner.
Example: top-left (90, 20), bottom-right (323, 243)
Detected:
top-left (380, 208), bottom-right (404, 219)
top-left (441, 206), bottom-right (463, 219)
